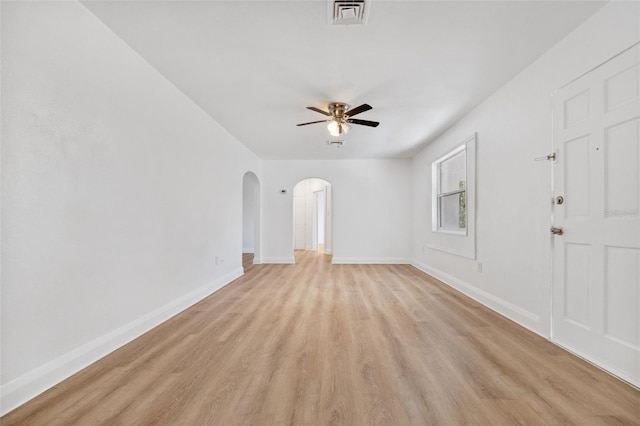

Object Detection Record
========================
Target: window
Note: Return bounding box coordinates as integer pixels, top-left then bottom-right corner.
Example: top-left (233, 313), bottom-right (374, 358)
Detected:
top-left (429, 133), bottom-right (476, 259)
top-left (433, 144), bottom-right (467, 234)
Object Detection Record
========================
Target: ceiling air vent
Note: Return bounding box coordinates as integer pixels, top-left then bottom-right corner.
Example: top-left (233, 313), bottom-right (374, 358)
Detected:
top-left (327, 140), bottom-right (344, 149)
top-left (330, 0), bottom-right (370, 25)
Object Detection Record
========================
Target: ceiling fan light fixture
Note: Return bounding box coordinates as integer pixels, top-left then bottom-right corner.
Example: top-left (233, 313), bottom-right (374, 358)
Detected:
top-left (298, 102), bottom-right (379, 134)
top-left (328, 120), bottom-right (340, 136)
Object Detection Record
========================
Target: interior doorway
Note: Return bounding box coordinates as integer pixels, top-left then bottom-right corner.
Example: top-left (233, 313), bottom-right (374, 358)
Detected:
top-left (242, 171), bottom-right (261, 271)
top-left (293, 178), bottom-right (332, 259)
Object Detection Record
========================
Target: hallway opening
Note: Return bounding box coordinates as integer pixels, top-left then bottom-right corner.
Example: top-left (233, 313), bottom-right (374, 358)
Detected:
top-left (292, 178), bottom-right (332, 261)
top-left (242, 171), bottom-right (261, 270)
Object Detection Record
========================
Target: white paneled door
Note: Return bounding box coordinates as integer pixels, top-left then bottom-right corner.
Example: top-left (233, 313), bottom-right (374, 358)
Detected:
top-left (552, 44), bottom-right (640, 386)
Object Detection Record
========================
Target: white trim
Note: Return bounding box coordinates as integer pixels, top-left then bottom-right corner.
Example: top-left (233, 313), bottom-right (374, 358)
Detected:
top-left (252, 256), bottom-right (262, 265)
top-left (242, 247), bottom-right (254, 253)
top-left (332, 257), bottom-right (410, 265)
top-left (261, 256), bottom-right (295, 264)
top-left (0, 267), bottom-right (243, 416)
top-left (410, 259), bottom-right (542, 335)
top-left (427, 244), bottom-right (472, 257)
top-left (551, 340), bottom-right (640, 389)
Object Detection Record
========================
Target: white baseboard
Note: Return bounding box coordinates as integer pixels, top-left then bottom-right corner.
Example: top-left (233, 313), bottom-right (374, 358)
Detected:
top-left (261, 256), bottom-right (295, 264)
top-left (252, 256), bottom-right (262, 264)
top-left (242, 247), bottom-right (254, 253)
top-left (331, 257), bottom-right (410, 265)
top-left (410, 259), bottom-right (542, 336)
top-left (0, 267), bottom-right (243, 416)
top-left (551, 340), bottom-right (640, 389)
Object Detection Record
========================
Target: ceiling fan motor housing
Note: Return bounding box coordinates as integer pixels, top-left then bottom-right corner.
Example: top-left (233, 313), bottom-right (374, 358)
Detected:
top-left (328, 102), bottom-right (349, 118)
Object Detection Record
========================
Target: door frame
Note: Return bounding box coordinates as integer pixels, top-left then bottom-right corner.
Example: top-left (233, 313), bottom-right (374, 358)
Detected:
top-left (292, 178), bottom-right (333, 260)
top-left (242, 171), bottom-right (261, 265)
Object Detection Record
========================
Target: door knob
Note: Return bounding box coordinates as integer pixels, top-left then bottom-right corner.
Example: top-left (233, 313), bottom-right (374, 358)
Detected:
top-left (550, 226), bottom-right (563, 235)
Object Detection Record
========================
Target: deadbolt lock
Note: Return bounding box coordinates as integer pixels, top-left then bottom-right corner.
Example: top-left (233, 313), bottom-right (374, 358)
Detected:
top-left (550, 226), bottom-right (564, 236)
top-left (555, 196), bottom-right (564, 205)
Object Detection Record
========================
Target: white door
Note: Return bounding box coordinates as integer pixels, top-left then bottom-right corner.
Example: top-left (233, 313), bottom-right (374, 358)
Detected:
top-left (552, 44), bottom-right (640, 386)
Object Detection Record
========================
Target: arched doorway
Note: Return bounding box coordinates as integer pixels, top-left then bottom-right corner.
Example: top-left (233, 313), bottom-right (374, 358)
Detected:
top-left (242, 172), bottom-right (261, 271)
top-left (292, 178), bottom-right (333, 261)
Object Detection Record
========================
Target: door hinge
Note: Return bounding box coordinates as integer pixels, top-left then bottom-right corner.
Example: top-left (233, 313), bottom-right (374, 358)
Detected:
top-left (535, 152), bottom-right (556, 161)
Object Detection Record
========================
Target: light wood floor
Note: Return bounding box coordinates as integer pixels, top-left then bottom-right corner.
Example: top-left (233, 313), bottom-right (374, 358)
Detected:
top-left (3, 251), bottom-right (639, 425)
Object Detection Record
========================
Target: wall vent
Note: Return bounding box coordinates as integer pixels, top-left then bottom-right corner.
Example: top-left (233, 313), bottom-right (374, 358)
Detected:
top-left (330, 0), bottom-right (370, 25)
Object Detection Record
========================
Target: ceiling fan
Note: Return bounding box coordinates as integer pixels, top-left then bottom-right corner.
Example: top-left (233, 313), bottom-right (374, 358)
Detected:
top-left (296, 102), bottom-right (380, 136)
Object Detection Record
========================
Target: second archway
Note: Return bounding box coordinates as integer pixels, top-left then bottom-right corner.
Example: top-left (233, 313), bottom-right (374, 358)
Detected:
top-left (292, 178), bottom-right (333, 259)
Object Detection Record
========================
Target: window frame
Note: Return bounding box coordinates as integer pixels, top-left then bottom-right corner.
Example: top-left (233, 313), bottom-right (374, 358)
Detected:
top-left (432, 143), bottom-right (468, 235)
top-left (428, 133), bottom-right (476, 260)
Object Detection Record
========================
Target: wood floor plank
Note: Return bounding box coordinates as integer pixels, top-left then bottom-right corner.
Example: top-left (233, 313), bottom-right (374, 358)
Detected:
top-left (2, 250), bottom-right (639, 425)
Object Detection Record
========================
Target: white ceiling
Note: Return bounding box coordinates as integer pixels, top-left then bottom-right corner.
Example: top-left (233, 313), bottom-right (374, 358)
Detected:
top-left (82, 0), bottom-right (606, 159)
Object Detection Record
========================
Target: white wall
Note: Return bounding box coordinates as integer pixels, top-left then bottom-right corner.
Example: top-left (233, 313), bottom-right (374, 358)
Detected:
top-left (1, 1), bottom-right (261, 414)
top-left (263, 160), bottom-right (411, 264)
top-left (411, 1), bottom-right (640, 336)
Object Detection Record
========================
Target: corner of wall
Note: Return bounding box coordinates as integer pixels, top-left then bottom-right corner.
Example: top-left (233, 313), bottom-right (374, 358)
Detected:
top-left (410, 259), bottom-right (544, 337)
top-left (0, 268), bottom-right (243, 416)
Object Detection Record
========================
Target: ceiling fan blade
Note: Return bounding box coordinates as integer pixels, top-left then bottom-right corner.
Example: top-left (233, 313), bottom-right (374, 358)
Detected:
top-left (296, 120), bottom-right (329, 126)
top-left (306, 106), bottom-right (331, 116)
top-left (344, 104), bottom-right (372, 117)
top-left (347, 118), bottom-right (380, 127)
